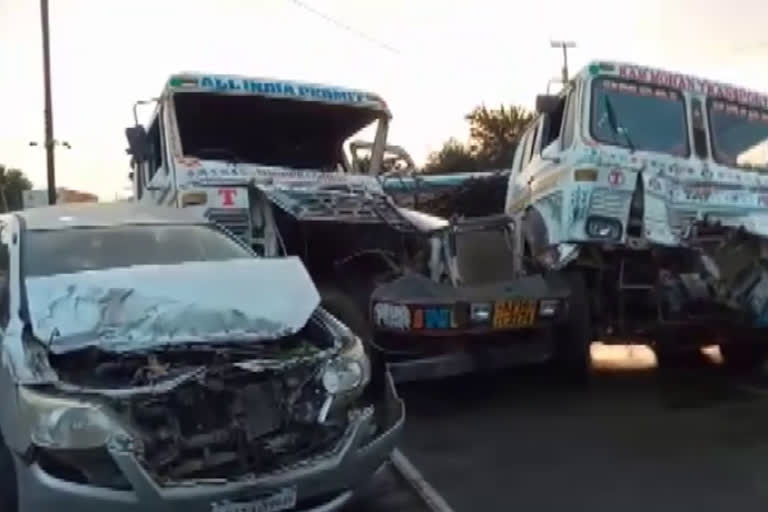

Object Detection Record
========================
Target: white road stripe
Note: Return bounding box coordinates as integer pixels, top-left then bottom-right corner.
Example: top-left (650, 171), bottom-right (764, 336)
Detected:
top-left (389, 449), bottom-right (456, 512)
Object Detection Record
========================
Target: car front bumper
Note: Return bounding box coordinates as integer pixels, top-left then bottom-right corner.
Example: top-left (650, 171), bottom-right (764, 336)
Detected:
top-left (14, 372), bottom-right (405, 512)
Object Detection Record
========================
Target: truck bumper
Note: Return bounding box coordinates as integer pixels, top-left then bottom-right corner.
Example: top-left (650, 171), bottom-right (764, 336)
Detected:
top-left (15, 372), bottom-right (405, 512)
top-left (387, 335), bottom-right (554, 383)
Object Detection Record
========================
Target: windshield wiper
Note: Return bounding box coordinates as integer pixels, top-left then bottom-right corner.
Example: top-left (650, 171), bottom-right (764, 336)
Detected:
top-left (603, 95), bottom-right (635, 153)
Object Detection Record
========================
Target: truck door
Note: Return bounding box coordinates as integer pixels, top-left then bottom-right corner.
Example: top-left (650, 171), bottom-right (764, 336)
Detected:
top-left (505, 124), bottom-right (537, 215)
top-left (142, 107), bottom-right (175, 206)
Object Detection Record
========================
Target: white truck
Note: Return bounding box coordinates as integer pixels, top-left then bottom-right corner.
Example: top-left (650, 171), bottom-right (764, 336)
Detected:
top-left (508, 60), bottom-right (768, 367)
top-left (125, 73), bottom-right (582, 382)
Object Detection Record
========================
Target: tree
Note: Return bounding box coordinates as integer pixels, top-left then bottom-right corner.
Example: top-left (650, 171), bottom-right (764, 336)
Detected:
top-left (423, 104), bottom-right (533, 174)
top-left (0, 165), bottom-right (33, 212)
top-left (465, 104), bottom-right (534, 169)
top-left (423, 138), bottom-right (481, 174)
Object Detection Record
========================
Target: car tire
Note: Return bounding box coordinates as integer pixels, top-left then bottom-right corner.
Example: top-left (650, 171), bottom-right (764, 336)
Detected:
top-left (0, 435), bottom-right (18, 512)
top-left (720, 342), bottom-right (768, 372)
top-left (552, 272), bottom-right (592, 384)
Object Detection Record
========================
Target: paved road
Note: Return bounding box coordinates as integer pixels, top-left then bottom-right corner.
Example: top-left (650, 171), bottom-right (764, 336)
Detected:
top-left (394, 344), bottom-right (768, 512)
top-left (344, 462), bottom-right (433, 512)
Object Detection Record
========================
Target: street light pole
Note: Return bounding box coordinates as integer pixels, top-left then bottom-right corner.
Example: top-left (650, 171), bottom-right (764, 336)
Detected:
top-left (40, 0), bottom-right (56, 205)
top-left (550, 40), bottom-right (577, 84)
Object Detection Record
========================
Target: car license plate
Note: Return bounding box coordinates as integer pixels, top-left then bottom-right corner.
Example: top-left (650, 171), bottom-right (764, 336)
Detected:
top-left (211, 487), bottom-right (297, 512)
top-left (492, 300), bottom-right (536, 328)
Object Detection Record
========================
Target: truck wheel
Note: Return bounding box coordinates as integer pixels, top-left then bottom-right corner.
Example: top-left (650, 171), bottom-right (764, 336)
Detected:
top-left (653, 345), bottom-right (703, 370)
top-left (720, 342), bottom-right (768, 372)
top-left (0, 435), bottom-right (18, 512)
top-left (552, 272), bottom-right (592, 384)
top-left (319, 286), bottom-right (372, 343)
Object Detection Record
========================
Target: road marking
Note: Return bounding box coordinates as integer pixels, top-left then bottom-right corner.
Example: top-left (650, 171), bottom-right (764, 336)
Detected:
top-left (733, 380), bottom-right (768, 397)
top-left (390, 449), bottom-right (456, 512)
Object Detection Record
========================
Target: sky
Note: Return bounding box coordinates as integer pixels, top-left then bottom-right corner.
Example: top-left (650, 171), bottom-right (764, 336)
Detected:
top-left (1, 0), bottom-right (768, 201)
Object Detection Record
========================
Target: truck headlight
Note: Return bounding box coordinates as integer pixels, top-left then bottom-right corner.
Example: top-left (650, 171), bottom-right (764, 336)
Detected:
top-left (322, 333), bottom-right (371, 396)
top-left (470, 303), bottom-right (492, 323)
top-left (586, 216), bottom-right (622, 240)
top-left (180, 191), bottom-right (207, 207)
top-left (538, 299), bottom-right (560, 317)
top-left (20, 387), bottom-right (120, 450)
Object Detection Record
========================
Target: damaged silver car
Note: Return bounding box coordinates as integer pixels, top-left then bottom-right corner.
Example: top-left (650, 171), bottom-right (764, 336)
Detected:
top-left (0, 202), bottom-right (403, 512)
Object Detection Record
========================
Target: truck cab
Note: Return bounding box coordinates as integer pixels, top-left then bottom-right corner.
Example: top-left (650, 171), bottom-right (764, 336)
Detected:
top-left (125, 74), bottom-right (403, 257)
top-left (508, 60), bottom-right (768, 365)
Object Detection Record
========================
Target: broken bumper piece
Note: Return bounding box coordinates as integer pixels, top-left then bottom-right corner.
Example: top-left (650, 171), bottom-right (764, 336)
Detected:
top-left (14, 372), bottom-right (404, 512)
top-left (371, 273), bottom-right (569, 382)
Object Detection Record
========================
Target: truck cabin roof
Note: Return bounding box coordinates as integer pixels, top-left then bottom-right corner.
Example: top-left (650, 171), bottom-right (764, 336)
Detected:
top-left (575, 60), bottom-right (768, 109)
top-left (165, 73), bottom-right (391, 117)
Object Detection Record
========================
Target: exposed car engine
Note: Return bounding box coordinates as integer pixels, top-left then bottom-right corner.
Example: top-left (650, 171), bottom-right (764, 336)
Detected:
top-left (47, 334), bottom-right (356, 484)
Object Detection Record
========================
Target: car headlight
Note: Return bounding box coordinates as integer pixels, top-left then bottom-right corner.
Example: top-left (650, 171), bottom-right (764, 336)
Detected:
top-left (19, 387), bottom-right (120, 450)
top-left (321, 332), bottom-right (371, 396)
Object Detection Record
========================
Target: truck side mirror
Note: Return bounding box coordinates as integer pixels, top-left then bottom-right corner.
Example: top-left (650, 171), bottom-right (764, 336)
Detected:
top-left (125, 125), bottom-right (149, 163)
top-left (535, 94), bottom-right (561, 115)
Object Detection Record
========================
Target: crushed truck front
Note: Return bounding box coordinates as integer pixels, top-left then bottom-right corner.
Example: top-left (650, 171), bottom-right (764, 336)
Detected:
top-left (369, 213), bottom-right (574, 382)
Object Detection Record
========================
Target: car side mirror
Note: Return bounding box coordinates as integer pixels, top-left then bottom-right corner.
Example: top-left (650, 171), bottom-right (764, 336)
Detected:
top-left (125, 125), bottom-right (149, 163)
top-left (536, 94), bottom-right (561, 115)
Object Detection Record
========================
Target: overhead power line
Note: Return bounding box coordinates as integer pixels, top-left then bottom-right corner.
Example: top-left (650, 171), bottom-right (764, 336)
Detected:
top-left (287, 0), bottom-right (400, 55)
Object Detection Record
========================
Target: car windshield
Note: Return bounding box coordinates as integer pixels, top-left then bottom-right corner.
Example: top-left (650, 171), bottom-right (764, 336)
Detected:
top-left (591, 78), bottom-right (689, 157)
top-left (24, 224), bottom-right (252, 277)
top-left (708, 100), bottom-right (768, 170)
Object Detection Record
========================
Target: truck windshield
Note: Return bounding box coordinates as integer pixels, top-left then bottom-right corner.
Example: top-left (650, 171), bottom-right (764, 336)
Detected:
top-left (591, 78), bottom-right (689, 157)
top-left (24, 224), bottom-right (252, 277)
top-left (173, 92), bottom-right (382, 170)
top-left (708, 100), bottom-right (768, 170)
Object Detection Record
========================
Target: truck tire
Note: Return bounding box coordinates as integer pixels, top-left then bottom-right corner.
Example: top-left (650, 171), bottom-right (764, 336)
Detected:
top-left (653, 343), bottom-right (703, 370)
top-left (319, 286), bottom-right (372, 343)
top-left (0, 435), bottom-right (18, 512)
top-left (552, 272), bottom-right (592, 384)
top-left (720, 342), bottom-right (768, 372)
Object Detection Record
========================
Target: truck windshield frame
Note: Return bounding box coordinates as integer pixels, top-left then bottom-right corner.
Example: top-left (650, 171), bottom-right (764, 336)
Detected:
top-left (172, 92), bottom-right (384, 172)
top-left (23, 224), bottom-right (255, 277)
top-left (589, 77), bottom-right (690, 158)
top-left (707, 98), bottom-right (768, 171)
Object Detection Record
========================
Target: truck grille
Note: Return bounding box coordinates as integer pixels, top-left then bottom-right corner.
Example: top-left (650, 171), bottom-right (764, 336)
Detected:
top-left (667, 209), bottom-right (698, 235)
top-left (268, 189), bottom-right (415, 230)
top-left (589, 188), bottom-right (631, 218)
top-left (206, 208), bottom-right (252, 242)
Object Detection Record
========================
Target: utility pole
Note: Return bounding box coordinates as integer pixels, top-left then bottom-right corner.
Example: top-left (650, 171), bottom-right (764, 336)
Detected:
top-left (550, 40), bottom-right (577, 84)
top-left (40, 0), bottom-right (56, 205)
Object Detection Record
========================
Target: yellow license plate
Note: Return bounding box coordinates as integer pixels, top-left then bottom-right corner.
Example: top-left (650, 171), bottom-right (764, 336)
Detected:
top-left (492, 300), bottom-right (536, 328)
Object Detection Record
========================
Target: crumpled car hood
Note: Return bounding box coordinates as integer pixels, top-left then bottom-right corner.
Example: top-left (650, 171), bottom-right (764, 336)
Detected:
top-left (25, 257), bottom-right (320, 354)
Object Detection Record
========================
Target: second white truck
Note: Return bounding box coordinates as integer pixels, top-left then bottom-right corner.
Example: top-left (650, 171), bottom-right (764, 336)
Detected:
top-left (508, 59), bottom-right (768, 367)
